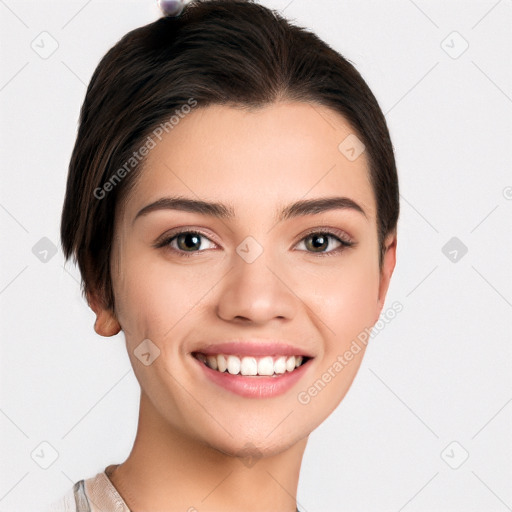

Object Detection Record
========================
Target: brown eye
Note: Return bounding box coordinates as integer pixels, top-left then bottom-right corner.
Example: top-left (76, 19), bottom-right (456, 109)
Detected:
top-left (156, 230), bottom-right (217, 256)
top-left (296, 230), bottom-right (354, 256)
top-left (304, 233), bottom-right (331, 252)
top-left (175, 232), bottom-right (203, 252)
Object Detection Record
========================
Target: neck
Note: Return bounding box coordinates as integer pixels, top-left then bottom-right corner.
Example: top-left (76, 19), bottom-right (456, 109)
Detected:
top-left (108, 391), bottom-right (307, 512)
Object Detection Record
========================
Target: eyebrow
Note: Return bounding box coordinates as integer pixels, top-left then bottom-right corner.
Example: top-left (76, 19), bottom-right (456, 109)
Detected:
top-left (132, 195), bottom-right (368, 225)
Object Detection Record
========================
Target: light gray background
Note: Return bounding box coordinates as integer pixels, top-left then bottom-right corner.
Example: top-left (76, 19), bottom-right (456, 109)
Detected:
top-left (1, 1), bottom-right (511, 511)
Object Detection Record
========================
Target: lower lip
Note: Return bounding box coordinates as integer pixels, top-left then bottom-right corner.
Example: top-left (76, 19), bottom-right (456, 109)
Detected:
top-left (192, 356), bottom-right (312, 398)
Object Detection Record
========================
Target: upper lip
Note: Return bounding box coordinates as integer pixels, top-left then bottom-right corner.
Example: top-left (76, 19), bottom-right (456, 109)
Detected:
top-left (191, 339), bottom-right (315, 358)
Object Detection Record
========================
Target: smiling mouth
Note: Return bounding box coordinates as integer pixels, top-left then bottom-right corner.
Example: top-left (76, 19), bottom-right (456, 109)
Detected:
top-left (192, 352), bottom-right (310, 377)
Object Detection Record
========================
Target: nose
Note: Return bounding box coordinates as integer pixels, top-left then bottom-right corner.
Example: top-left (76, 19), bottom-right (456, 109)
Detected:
top-left (215, 245), bottom-right (297, 325)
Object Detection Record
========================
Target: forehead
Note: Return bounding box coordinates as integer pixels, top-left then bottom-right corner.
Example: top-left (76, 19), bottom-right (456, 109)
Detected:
top-left (121, 101), bottom-right (376, 224)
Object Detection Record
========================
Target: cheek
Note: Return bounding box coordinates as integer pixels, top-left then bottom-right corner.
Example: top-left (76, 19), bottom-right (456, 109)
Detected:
top-left (112, 247), bottom-right (218, 341)
top-left (305, 252), bottom-right (380, 348)
top-left (293, 257), bottom-right (379, 425)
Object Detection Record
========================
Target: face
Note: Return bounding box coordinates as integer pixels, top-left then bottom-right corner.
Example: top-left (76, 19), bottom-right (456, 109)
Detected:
top-left (104, 101), bottom-right (396, 458)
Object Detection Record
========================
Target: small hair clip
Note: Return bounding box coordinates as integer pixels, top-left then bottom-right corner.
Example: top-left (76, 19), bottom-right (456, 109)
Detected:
top-left (158, 0), bottom-right (193, 17)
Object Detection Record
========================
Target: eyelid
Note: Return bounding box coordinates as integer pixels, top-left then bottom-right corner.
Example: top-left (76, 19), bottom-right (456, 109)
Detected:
top-left (154, 225), bottom-right (356, 255)
top-left (153, 226), bottom-right (220, 250)
top-left (294, 226), bottom-right (354, 246)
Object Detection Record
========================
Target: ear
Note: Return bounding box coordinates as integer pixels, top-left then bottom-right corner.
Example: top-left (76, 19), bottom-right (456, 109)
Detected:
top-left (375, 232), bottom-right (397, 320)
top-left (86, 288), bottom-right (121, 337)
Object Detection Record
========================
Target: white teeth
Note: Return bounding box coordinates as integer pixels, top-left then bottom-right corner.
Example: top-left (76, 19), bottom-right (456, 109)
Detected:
top-left (240, 357), bottom-right (258, 376)
top-left (274, 356), bottom-right (286, 374)
top-left (199, 353), bottom-right (306, 376)
top-left (227, 355), bottom-right (241, 375)
top-left (257, 356), bottom-right (274, 376)
top-left (206, 355), bottom-right (218, 371)
top-left (217, 354), bottom-right (227, 373)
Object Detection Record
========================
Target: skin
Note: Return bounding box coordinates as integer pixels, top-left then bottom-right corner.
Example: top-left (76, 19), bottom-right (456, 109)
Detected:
top-left (88, 101), bottom-right (397, 512)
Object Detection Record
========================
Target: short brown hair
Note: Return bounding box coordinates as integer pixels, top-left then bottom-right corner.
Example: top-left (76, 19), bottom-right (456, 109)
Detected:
top-left (61, 0), bottom-right (399, 312)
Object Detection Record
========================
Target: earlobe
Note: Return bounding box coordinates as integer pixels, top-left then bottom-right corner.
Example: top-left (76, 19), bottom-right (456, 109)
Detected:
top-left (94, 310), bottom-right (122, 337)
top-left (86, 289), bottom-right (121, 337)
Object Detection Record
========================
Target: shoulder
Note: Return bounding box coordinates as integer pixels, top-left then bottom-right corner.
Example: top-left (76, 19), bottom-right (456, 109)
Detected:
top-left (46, 466), bottom-right (130, 512)
top-left (45, 480), bottom-right (81, 512)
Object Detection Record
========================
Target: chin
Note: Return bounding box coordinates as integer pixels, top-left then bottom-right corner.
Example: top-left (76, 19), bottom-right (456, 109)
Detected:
top-left (207, 433), bottom-right (303, 462)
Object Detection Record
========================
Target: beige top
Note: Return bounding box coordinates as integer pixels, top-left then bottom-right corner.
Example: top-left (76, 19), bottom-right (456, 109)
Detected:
top-left (48, 465), bottom-right (301, 512)
top-left (47, 464), bottom-right (130, 512)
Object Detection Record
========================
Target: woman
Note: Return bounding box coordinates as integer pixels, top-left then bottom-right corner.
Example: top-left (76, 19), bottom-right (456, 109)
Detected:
top-left (52, 0), bottom-right (399, 510)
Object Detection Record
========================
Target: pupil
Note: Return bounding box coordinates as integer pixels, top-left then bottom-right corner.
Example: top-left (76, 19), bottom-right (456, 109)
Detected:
top-left (179, 233), bottom-right (200, 251)
top-left (309, 234), bottom-right (327, 251)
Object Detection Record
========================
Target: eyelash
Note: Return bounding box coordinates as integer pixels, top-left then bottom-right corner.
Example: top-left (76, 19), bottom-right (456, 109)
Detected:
top-left (154, 227), bottom-right (355, 258)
